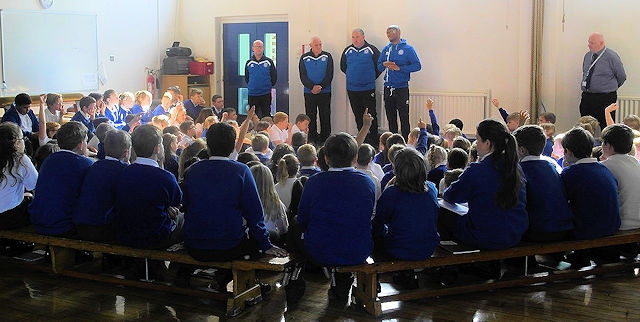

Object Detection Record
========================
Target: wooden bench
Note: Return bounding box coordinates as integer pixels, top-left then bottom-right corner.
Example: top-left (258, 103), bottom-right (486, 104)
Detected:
top-left (336, 229), bottom-right (640, 317)
top-left (0, 228), bottom-right (296, 317)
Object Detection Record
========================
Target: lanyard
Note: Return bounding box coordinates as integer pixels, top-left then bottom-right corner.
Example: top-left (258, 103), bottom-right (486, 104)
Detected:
top-left (587, 48), bottom-right (607, 73)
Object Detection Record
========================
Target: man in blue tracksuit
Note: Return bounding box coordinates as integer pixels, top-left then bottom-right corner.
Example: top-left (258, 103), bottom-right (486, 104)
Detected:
top-left (340, 28), bottom-right (381, 146)
top-left (377, 25), bottom-right (421, 140)
top-left (299, 36), bottom-right (334, 143)
top-left (245, 40), bottom-right (277, 119)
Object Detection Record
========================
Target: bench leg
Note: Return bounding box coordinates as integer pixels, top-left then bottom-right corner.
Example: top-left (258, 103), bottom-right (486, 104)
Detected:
top-left (50, 246), bottom-right (74, 273)
top-left (352, 272), bottom-right (382, 317)
top-left (226, 268), bottom-right (261, 317)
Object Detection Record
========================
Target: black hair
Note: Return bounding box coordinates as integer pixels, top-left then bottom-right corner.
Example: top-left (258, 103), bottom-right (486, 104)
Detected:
top-left (317, 146), bottom-right (329, 171)
top-left (206, 122), bottom-right (236, 157)
top-left (237, 152), bottom-right (260, 165)
top-left (357, 144), bottom-right (375, 167)
top-left (14, 93), bottom-right (32, 106)
top-left (601, 124), bottom-right (634, 154)
top-left (476, 119), bottom-right (522, 209)
top-left (79, 96), bottom-right (96, 109)
top-left (324, 132), bottom-right (358, 168)
top-left (292, 132), bottom-right (307, 149)
top-left (513, 124), bottom-right (546, 156)
top-left (449, 118), bottom-right (464, 131)
top-left (561, 127), bottom-right (594, 159)
top-left (0, 122), bottom-right (23, 185)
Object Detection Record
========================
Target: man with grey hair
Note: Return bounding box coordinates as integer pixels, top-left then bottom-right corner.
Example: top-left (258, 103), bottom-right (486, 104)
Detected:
top-left (377, 24), bottom-right (421, 140)
top-left (245, 40), bottom-right (277, 119)
top-left (299, 36), bottom-right (334, 143)
top-left (340, 28), bottom-right (381, 145)
top-left (579, 32), bottom-right (626, 129)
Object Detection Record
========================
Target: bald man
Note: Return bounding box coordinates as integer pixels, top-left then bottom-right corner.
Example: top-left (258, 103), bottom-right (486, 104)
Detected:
top-left (299, 36), bottom-right (334, 143)
top-left (245, 40), bottom-right (277, 119)
top-left (580, 32), bottom-right (626, 129)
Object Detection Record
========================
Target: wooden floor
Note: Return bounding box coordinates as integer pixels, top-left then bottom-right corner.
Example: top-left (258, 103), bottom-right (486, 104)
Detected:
top-left (1, 255), bottom-right (640, 321)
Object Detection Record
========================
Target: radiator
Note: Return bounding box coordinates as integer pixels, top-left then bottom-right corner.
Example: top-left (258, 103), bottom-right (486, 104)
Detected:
top-left (616, 96), bottom-right (640, 123)
top-left (405, 91), bottom-right (490, 135)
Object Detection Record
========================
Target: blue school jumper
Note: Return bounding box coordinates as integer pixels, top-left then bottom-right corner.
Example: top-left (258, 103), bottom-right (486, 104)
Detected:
top-left (373, 183), bottom-right (440, 260)
top-left (70, 111), bottom-right (95, 133)
top-left (427, 164), bottom-right (447, 186)
top-left (73, 158), bottom-right (128, 226)
top-left (29, 151), bottom-right (94, 235)
top-left (182, 157), bottom-right (272, 251)
top-left (443, 154), bottom-right (528, 250)
top-left (297, 168), bottom-right (375, 265)
top-left (560, 159), bottom-right (620, 239)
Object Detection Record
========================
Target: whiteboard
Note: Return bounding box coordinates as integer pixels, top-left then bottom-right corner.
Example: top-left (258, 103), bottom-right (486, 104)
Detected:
top-left (0, 9), bottom-right (98, 95)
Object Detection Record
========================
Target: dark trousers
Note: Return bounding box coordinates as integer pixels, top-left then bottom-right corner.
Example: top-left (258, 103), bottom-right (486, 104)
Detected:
top-left (384, 87), bottom-right (410, 139)
top-left (579, 91), bottom-right (617, 130)
top-left (0, 196), bottom-right (32, 230)
top-left (187, 234), bottom-right (260, 262)
top-left (437, 207), bottom-right (460, 241)
top-left (304, 92), bottom-right (332, 143)
top-left (249, 93), bottom-right (273, 119)
top-left (348, 89), bottom-right (379, 146)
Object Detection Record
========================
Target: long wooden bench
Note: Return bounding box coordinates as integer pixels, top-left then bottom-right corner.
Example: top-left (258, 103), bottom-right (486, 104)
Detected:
top-left (0, 228), bottom-right (296, 317)
top-left (336, 229), bottom-right (640, 317)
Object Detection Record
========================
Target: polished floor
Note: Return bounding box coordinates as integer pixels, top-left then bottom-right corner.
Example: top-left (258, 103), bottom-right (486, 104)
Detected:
top-left (1, 254), bottom-right (639, 321)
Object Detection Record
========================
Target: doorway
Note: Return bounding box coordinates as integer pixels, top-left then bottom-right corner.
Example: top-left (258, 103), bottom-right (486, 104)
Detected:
top-left (222, 22), bottom-right (289, 115)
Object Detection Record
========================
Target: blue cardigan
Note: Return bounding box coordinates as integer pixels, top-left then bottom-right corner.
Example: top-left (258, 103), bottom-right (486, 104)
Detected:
top-left (182, 158), bottom-right (272, 252)
top-left (29, 151), bottom-right (94, 235)
top-left (298, 168), bottom-right (376, 266)
top-left (1, 104), bottom-right (39, 137)
top-left (443, 154), bottom-right (528, 250)
top-left (373, 183), bottom-right (440, 260)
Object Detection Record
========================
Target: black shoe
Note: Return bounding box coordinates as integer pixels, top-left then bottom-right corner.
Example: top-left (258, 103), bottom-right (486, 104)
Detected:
top-left (285, 278), bottom-right (306, 306)
top-left (436, 266), bottom-right (459, 286)
top-left (392, 271), bottom-right (419, 290)
top-left (259, 282), bottom-right (272, 296)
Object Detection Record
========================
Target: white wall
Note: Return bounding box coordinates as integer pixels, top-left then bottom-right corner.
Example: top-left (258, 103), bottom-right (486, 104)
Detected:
top-left (0, 0), bottom-right (178, 96)
top-left (178, 0), bottom-right (533, 134)
top-left (542, 0), bottom-right (640, 132)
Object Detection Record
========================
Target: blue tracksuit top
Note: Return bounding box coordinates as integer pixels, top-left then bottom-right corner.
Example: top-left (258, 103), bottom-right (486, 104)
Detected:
top-left (520, 158), bottom-right (573, 234)
top-left (299, 50), bottom-right (333, 94)
top-left (443, 154), bottom-right (528, 250)
top-left (340, 41), bottom-right (381, 91)
top-left (182, 158), bottom-right (272, 251)
top-left (245, 55), bottom-right (277, 96)
top-left (373, 183), bottom-right (440, 260)
top-left (104, 106), bottom-right (125, 129)
top-left (377, 38), bottom-right (421, 89)
top-left (73, 158), bottom-right (128, 226)
top-left (298, 168), bottom-right (376, 266)
top-left (29, 151), bottom-right (94, 235)
top-left (110, 162), bottom-right (182, 249)
top-left (70, 111), bottom-right (95, 133)
top-left (560, 160), bottom-right (620, 239)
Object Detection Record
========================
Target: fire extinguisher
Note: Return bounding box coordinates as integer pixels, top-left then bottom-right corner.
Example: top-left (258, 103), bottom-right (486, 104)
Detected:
top-left (145, 67), bottom-right (156, 99)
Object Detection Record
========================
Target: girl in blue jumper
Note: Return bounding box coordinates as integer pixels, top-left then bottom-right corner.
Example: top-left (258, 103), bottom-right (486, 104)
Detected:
top-left (373, 148), bottom-right (439, 260)
top-left (442, 119), bottom-right (528, 250)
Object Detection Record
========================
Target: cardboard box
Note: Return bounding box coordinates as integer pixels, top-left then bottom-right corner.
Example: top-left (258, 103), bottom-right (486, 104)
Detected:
top-left (189, 61), bottom-right (214, 75)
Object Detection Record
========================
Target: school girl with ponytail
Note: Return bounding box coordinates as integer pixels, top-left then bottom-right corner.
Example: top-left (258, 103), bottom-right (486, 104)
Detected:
top-left (441, 119), bottom-right (528, 250)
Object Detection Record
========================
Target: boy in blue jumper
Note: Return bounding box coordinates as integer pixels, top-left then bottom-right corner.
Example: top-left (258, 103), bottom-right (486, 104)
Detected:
top-left (110, 124), bottom-right (183, 249)
top-left (29, 121), bottom-right (93, 236)
top-left (70, 96), bottom-right (97, 136)
top-left (513, 125), bottom-right (573, 242)
top-left (73, 130), bottom-right (131, 242)
top-left (298, 132), bottom-right (376, 303)
top-left (561, 127), bottom-right (619, 240)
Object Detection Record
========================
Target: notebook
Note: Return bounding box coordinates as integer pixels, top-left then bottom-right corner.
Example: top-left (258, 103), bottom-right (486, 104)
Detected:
top-left (439, 240), bottom-right (480, 254)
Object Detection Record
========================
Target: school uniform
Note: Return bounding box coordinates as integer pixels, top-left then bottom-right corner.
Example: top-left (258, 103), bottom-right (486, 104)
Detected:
top-left (373, 182), bottom-right (439, 260)
top-left (110, 157), bottom-right (182, 249)
top-left (299, 165), bottom-right (321, 177)
top-left (443, 153), bottom-right (528, 250)
top-left (427, 163), bottom-right (447, 187)
top-left (560, 158), bottom-right (620, 239)
top-left (73, 157), bottom-right (127, 241)
top-left (70, 110), bottom-right (95, 133)
top-left (520, 156), bottom-right (573, 239)
top-left (29, 150), bottom-right (94, 236)
top-left (182, 157), bottom-right (272, 254)
top-left (297, 168), bottom-right (375, 266)
top-left (0, 154), bottom-right (37, 229)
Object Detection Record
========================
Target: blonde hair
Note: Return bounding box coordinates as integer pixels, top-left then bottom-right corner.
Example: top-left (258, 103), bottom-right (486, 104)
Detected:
top-left (427, 144), bottom-right (447, 169)
top-left (623, 114), bottom-right (640, 131)
top-left (296, 144), bottom-right (317, 166)
top-left (134, 90), bottom-right (152, 105)
top-left (202, 115), bottom-right (219, 132)
top-left (250, 164), bottom-right (286, 226)
top-left (152, 115), bottom-right (170, 130)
